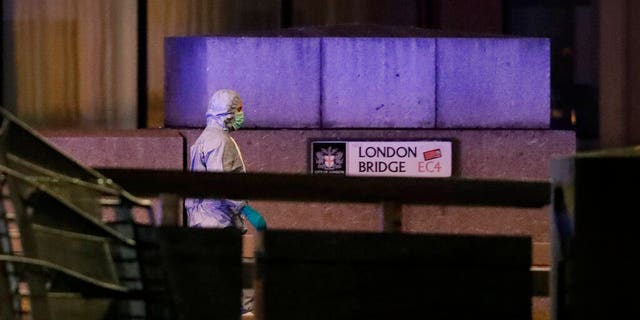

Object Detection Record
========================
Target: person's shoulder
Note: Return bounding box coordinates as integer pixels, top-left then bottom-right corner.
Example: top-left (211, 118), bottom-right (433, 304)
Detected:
top-left (194, 129), bottom-right (227, 148)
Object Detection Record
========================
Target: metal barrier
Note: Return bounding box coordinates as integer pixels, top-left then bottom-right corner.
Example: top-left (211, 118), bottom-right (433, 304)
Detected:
top-left (551, 148), bottom-right (640, 320)
top-left (0, 107), bottom-right (159, 319)
top-left (99, 168), bottom-right (552, 299)
top-left (1, 106), bottom-right (552, 319)
top-left (97, 168), bottom-right (550, 207)
top-left (0, 108), bottom-right (243, 319)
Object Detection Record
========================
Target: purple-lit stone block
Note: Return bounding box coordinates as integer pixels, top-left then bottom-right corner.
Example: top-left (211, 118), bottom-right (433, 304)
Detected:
top-left (322, 38), bottom-right (436, 128)
top-left (436, 38), bottom-right (550, 128)
top-left (165, 37), bottom-right (321, 128)
top-left (165, 37), bottom-right (209, 128)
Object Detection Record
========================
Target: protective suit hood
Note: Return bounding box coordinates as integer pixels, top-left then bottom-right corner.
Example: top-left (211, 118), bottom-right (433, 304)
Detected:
top-left (206, 89), bottom-right (244, 130)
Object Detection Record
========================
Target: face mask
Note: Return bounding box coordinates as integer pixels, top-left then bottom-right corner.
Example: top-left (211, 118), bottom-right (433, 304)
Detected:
top-left (229, 111), bottom-right (244, 130)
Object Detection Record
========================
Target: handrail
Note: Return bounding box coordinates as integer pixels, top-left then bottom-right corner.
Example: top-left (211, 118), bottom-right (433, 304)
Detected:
top-left (98, 169), bottom-right (551, 296)
top-left (0, 164), bottom-right (136, 246)
top-left (0, 107), bottom-right (151, 207)
top-left (98, 168), bottom-right (551, 208)
top-left (0, 255), bottom-right (128, 294)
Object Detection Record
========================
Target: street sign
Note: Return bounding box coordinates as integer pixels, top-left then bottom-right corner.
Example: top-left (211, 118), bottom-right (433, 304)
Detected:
top-left (311, 140), bottom-right (452, 177)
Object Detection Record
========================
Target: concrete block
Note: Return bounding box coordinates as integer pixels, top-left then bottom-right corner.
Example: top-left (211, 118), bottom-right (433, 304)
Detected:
top-left (436, 38), bottom-right (550, 128)
top-left (42, 129), bottom-right (185, 170)
top-left (403, 205), bottom-right (550, 242)
top-left (322, 37), bottom-right (436, 128)
top-left (166, 34), bottom-right (550, 129)
top-left (165, 37), bottom-right (322, 128)
top-left (182, 128), bottom-right (575, 180)
top-left (43, 129), bottom-right (186, 226)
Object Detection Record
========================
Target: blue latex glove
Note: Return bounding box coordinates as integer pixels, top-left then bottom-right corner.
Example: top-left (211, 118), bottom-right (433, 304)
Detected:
top-left (241, 205), bottom-right (267, 231)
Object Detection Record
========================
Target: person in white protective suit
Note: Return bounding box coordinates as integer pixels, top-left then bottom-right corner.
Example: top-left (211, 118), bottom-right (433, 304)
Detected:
top-left (185, 89), bottom-right (265, 315)
top-left (184, 88), bottom-right (267, 232)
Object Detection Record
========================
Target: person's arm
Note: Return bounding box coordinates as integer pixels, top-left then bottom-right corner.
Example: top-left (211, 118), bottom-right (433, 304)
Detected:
top-left (221, 136), bottom-right (267, 230)
top-left (223, 136), bottom-right (245, 173)
top-left (241, 204), bottom-right (267, 231)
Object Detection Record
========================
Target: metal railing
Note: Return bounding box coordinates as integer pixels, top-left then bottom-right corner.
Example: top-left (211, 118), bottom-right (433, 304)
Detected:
top-left (1, 106), bottom-right (552, 319)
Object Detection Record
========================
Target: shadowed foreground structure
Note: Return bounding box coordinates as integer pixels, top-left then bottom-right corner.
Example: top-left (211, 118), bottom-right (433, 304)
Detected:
top-left (1, 108), bottom-right (546, 319)
top-left (0, 108), bottom-right (243, 319)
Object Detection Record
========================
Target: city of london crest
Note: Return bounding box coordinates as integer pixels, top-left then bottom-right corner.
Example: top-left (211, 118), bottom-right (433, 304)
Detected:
top-left (315, 146), bottom-right (344, 171)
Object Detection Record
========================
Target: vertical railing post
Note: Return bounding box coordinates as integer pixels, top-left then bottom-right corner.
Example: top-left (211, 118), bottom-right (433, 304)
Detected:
top-left (380, 201), bottom-right (402, 232)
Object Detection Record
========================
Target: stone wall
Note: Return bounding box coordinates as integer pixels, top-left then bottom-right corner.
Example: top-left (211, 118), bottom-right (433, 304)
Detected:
top-left (43, 29), bottom-right (576, 271)
top-left (165, 30), bottom-right (549, 129)
top-left (43, 127), bottom-right (574, 266)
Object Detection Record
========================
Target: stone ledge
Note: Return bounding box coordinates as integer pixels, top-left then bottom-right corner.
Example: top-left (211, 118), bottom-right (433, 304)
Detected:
top-left (42, 129), bottom-right (185, 170)
top-left (181, 128), bottom-right (574, 243)
top-left (41, 128), bottom-right (574, 245)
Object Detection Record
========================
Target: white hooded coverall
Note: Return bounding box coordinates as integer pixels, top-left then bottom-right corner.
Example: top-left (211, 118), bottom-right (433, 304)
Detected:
top-left (184, 89), bottom-right (247, 229)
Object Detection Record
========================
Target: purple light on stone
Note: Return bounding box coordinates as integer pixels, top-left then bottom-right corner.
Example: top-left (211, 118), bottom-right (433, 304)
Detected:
top-left (165, 37), bottom-right (321, 128)
top-left (165, 35), bottom-right (550, 129)
top-left (165, 37), bottom-right (209, 128)
top-left (321, 37), bottom-right (436, 128)
top-left (436, 38), bottom-right (550, 128)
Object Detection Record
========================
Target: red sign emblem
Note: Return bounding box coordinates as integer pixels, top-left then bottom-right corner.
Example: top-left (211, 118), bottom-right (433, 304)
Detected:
top-left (423, 149), bottom-right (442, 161)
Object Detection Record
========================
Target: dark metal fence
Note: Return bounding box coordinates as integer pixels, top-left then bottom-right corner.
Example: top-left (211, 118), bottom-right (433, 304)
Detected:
top-left (1, 107), bottom-right (551, 319)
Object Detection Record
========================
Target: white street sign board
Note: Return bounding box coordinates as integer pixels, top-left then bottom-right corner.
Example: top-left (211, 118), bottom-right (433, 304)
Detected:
top-left (311, 141), bottom-right (452, 178)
